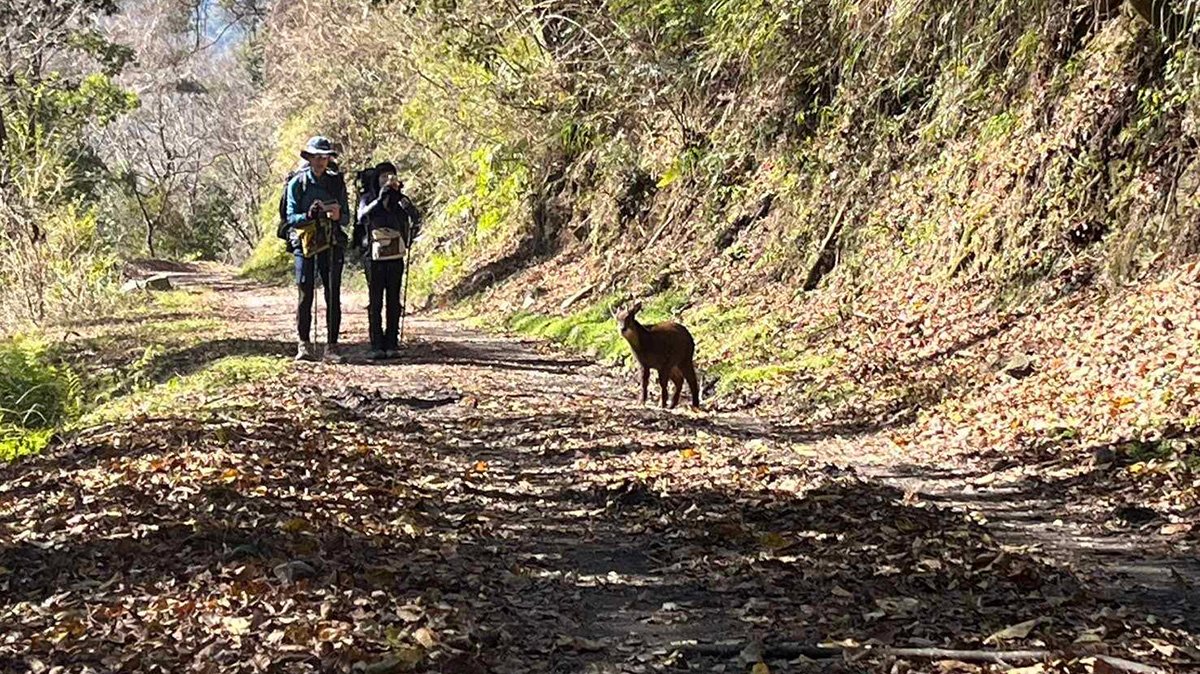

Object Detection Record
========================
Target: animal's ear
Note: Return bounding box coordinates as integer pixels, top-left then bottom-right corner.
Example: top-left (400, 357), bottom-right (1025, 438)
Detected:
top-left (630, 300), bottom-right (643, 315)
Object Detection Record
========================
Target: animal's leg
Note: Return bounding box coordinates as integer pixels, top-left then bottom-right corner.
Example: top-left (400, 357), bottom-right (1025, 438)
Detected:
top-left (683, 362), bottom-right (701, 408)
top-left (670, 368), bottom-right (683, 408)
top-left (658, 370), bottom-right (669, 407)
top-left (640, 366), bottom-right (650, 404)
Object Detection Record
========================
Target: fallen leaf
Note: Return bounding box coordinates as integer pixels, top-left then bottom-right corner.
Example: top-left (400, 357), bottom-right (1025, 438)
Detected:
top-left (396, 605), bottom-right (423, 622)
top-left (985, 617), bottom-right (1043, 644)
top-left (875, 596), bottom-right (920, 615)
top-left (412, 626), bottom-right (437, 648)
top-left (556, 635), bottom-right (604, 652)
top-left (1147, 639), bottom-right (1177, 657)
top-left (759, 532), bottom-right (790, 550)
top-left (273, 560), bottom-right (318, 582)
top-left (353, 648), bottom-right (424, 674)
top-left (223, 616), bottom-right (251, 635)
top-left (439, 654), bottom-right (487, 674)
top-left (935, 662), bottom-right (982, 673)
top-left (280, 517), bottom-right (309, 533)
top-left (1160, 522), bottom-right (1193, 536)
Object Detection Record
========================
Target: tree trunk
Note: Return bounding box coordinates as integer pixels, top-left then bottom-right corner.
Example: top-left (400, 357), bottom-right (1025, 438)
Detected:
top-left (802, 202), bottom-right (848, 291)
top-left (129, 176), bottom-right (158, 258)
top-left (146, 223), bottom-right (156, 259)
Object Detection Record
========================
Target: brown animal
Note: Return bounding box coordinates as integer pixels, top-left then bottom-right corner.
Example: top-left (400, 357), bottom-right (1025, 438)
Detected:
top-left (613, 301), bottom-right (700, 408)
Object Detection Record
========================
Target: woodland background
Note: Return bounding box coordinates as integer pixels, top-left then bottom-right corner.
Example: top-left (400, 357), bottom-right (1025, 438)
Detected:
top-left (2, 0), bottom-right (1199, 466)
top-left (3, 2), bottom-right (1200, 670)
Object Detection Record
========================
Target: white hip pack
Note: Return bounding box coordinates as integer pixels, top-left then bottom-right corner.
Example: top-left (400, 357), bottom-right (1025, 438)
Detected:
top-left (370, 227), bottom-right (405, 261)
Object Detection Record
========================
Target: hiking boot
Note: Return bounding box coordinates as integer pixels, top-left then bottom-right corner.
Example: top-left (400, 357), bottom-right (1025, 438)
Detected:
top-left (324, 344), bottom-right (345, 364)
top-left (385, 349), bottom-right (401, 359)
top-left (295, 341), bottom-right (317, 362)
top-left (367, 349), bottom-right (386, 361)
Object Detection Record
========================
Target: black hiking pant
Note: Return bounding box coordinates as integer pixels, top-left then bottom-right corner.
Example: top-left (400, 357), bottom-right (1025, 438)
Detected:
top-left (295, 247), bottom-right (343, 344)
top-left (365, 258), bottom-right (404, 351)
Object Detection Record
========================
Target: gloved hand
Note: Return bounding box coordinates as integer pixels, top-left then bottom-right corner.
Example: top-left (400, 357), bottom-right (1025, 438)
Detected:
top-left (307, 201), bottom-right (324, 219)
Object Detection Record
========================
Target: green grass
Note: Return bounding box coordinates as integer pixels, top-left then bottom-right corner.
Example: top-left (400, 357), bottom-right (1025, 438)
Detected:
top-left (712, 364), bottom-right (798, 394)
top-left (469, 289), bottom-right (844, 401)
top-left (686, 302), bottom-right (841, 396)
top-left (409, 246), bottom-right (468, 302)
top-left (140, 289), bottom-right (216, 313)
top-left (806, 381), bottom-right (864, 408)
top-left (0, 427), bottom-right (56, 462)
top-left (495, 293), bottom-right (629, 363)
top-left (82, 354), bottom-right (287, 424)
top-left (143, 318), bottom-right (225, 336)
top-left (0, 286), bottom-right (246, 461)
top-left (0, 337), bottom-right (80, 460)
top-left (48, 315), bottom-right (229, 408)
top-left (0, 337), bottom-right (78, 429)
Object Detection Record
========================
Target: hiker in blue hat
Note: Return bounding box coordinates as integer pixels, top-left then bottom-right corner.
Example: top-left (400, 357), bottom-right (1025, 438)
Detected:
top-left (284, 136), bottom-right (350, 363)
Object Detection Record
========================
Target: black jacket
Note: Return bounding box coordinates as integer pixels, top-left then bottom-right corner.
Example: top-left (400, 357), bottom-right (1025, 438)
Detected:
top-left (353, 186), bottom-right (421, 253)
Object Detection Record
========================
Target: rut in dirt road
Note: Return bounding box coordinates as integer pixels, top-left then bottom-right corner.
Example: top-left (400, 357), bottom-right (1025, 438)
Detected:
top-left (1, 273), bottom-right (1195, 673)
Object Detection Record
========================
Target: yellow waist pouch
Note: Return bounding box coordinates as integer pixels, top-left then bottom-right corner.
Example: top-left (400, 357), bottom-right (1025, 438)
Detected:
top-left (296, 219), bottom-right (332, 258)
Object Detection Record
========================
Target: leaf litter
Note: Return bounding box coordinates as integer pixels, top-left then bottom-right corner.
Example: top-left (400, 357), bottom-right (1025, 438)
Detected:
top-left (1, 275), bottom-right (1198, 673)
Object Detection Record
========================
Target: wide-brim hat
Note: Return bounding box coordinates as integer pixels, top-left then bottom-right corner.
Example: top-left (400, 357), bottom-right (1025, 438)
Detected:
top-left (300, 135), bottom-right (338, 159)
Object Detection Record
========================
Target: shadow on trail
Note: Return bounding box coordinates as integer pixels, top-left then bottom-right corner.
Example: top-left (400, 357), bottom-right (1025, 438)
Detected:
top-left (896, 313), bottom-right (1026, 371)
top-left (339, 336), bottom-right (593, 375)
top-left (58, 311), bottom-right (202, 331)
top-left (866, 448), bottom-right (1200, 629)
top-left (1, 382), bottom-right (1193, 672)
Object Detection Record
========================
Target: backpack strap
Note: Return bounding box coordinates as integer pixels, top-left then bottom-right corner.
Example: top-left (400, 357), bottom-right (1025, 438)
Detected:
top-left (276, 169), bottom-right (309, 246)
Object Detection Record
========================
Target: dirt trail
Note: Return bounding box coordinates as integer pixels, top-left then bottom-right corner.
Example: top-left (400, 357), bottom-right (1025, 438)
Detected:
top-left (2, 267), bottom-right (1197, 673)
top-left (214, 268), bottom-right (1198, 633)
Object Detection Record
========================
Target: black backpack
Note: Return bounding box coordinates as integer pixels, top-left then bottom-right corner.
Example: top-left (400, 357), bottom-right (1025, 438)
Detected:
top-left (275, 171), bottom-right (300, 247)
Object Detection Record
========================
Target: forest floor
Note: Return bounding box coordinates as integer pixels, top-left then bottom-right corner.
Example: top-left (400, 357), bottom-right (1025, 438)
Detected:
top-left (1, 264), bottom-right (1198, 674)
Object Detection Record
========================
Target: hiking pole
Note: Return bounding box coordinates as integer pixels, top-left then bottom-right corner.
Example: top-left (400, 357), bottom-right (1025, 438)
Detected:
top-left (315, 263), bottom-right (325, 358)
top-left (399, 238), bottom-right (413, 344)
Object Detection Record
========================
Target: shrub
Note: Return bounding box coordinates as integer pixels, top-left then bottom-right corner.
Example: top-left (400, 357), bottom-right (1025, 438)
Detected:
top-left (0, 338), bottom-right (80, 460)
top-left (0, 338), bottom-right (79, 429)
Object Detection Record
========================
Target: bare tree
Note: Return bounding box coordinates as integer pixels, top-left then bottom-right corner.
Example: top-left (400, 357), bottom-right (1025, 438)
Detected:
top-left (95, 0), bottom-right (270, 260)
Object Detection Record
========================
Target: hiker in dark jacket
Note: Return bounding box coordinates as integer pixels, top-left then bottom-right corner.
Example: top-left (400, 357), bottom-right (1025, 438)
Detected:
top-left (353, 161), bottom-right (421, 359)
top-left (284, 136), bottom-right (350, 363)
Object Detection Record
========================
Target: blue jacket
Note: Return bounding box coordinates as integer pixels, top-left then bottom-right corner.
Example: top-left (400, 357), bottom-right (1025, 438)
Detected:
top-left (285, 167), bottom-right (349, 247)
